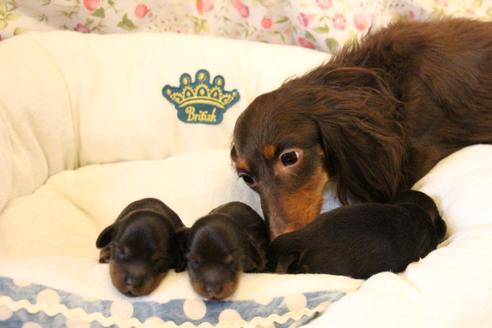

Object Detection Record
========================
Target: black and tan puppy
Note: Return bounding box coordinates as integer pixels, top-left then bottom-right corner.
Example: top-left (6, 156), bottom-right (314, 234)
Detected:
top-left (183, 202), bottom-right (268, 300)
top-left (96, 198), bottom-right (186, 297)
top-left (267, 191), bottom-right (446, 279)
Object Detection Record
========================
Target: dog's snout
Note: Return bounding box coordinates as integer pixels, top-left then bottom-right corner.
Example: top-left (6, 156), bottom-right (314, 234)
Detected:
top-left (201, 269), bottom-right (226, 297)
top-left (205, 282), bottom-right (223, 296)
top-left (261, 189), bottom-right (325, 239)
top-left (125, 273), bottom-right (144, 288)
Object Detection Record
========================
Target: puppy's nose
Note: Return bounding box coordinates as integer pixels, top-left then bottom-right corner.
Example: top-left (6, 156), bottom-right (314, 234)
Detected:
top-left (125, 275), bottom-right (143, 288)
top-left (205, 283), bottom-right (223, 296)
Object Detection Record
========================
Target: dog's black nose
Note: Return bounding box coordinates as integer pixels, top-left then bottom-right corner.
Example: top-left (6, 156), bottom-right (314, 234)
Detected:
top-left (125, 275), bottom-right (143, 288)
top-left (205, 283), bottom-right (223, 296)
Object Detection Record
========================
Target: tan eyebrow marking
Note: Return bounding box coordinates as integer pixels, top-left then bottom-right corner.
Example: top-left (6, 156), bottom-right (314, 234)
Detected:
top-left (263, 144), bottom-right (276, 160)
top-left (235, 158), bottom-right (250, 171)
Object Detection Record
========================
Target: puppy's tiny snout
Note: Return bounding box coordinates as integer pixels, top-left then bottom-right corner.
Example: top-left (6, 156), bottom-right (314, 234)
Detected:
top-left (125, 275), bottom-right (143, 288)
top-left (201, 268), bottom-right (226, 297)
top-left (205, 282), bottom-right (223, 296)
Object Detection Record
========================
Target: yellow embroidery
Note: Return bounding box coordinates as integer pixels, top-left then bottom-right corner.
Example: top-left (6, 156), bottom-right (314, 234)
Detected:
top-left (163, 69), bottom-right (240, 124)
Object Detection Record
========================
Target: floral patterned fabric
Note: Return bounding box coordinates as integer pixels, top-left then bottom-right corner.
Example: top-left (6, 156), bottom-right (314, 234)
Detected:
top-left (1, 0), bottom-right (492, 53)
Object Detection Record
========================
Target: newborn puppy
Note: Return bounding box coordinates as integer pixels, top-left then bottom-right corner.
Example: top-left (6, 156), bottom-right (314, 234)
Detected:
top-left (267, 191), bottom-right (446, 279)
top-left (96, 198), bottom-right (186, 297)
top-left (184, 202), bottom-right (268, 300)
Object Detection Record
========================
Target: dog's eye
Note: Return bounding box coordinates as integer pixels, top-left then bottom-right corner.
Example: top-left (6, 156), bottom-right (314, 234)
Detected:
top-left (113, 246), bottom-right (128, 260)
top-left (239, 172), bottom-right (255, 186)
top-left (280, 151), bottom-right (300, 166)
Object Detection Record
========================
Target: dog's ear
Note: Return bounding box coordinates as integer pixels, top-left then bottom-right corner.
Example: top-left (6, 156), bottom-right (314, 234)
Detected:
top-left (243, 241), bottom-right (266, 273)
top-left (96, 224), bottom-right (116, 248)
top-left (98, 245), bottom-right (112, 263)
top-left (307, 68), bottom-right (405, 204)
top-left (273, 253), bottom-right (301, 273)
top-left (173, 227), bottom-right (190, 272)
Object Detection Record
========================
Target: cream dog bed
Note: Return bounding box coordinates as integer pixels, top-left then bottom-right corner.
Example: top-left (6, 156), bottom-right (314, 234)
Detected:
top-left (0, 32), bottom-right (491, 328)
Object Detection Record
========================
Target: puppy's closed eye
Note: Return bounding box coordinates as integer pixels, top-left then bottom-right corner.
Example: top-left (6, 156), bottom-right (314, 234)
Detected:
top-left (187, 256), bottom-right (202, 268)
top-left (112, 245), bottom-right (130, 261)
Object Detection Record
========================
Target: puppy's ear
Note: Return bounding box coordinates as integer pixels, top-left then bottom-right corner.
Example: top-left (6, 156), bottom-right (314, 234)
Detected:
top-left (96, 224), bottom-right (116, 248)
top-left (173, 227), bottom-right (190, 273)
top-left (98, 245), bottom-right (112, 263)
top-left (243, 242), bottom-right (266, 273)
top-left (274, 253), bottom-right (301, 273)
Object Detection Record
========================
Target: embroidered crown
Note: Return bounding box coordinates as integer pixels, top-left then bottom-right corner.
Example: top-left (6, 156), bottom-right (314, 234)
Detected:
top-left (163, 69), bottom-right (239, 110)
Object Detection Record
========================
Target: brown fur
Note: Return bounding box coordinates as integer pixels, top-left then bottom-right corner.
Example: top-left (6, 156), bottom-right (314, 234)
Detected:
top-left (184, 202), bottom-right (268, 300)
top-left (275, 164), bottom-right (328, 236)
top-left (232, 18), bottom-right (492, 238)
top-left (109, 261), bottom-right (167, 296)
top-left (190, 273), bottom-right (239, 300)
top-left (263, 144), bottom-right (276, 160)
top-left (96, 198), bottom-right (186, 297)
top-left (235, 158), bottom-right (250, 172)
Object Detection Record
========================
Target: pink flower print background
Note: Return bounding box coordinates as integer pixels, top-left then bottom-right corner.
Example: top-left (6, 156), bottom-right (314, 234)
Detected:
top-left (1, 0), bottom-right (491, 53)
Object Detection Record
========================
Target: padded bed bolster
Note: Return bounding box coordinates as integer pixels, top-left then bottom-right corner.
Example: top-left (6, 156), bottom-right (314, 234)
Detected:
top-left (32, 32), bottom-right (328, 166)
top-left (0, 31), bottom-right (327, 211)
top-left (0, 34), bottom-right (77, 211)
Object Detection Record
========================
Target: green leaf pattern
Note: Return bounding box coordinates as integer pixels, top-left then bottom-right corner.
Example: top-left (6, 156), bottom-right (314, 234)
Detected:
top-left (92, 8), bottom-right (105, 19)
top-left (0, 0), bottom-right (491, 54)
top-left (325, 38), bottom-right (339, 53)
top-left (117, 13), bottom-right (135, 30)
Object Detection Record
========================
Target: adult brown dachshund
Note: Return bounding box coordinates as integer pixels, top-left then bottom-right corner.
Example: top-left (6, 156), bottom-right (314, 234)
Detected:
top-left (232, 18), bottom-right (492, 239)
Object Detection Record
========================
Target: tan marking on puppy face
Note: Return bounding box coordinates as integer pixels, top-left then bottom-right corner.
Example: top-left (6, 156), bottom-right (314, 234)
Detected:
top-left (109, 261), bottom-right (125, 293)
top-left (99, 246), bottom-right (111, 263)
top-left (109, 261), bottom-right (166, 297)
top-left (190, 272), bottom-right (240, 300)
top-left (262, 144), bottom-right (276, 160)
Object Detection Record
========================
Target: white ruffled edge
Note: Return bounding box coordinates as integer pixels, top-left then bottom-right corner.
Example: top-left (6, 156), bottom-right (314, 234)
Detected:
top-left (0, 293), bottom-right (339, 328)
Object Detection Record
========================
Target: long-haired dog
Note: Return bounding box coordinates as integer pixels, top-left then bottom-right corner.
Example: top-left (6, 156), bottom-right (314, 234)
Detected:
top-left (96, 198), bottom-right (186, 297)
top-left (267, 191), bottom-right (446, 278)
top-left (232, 18), bottom-right (492, 238)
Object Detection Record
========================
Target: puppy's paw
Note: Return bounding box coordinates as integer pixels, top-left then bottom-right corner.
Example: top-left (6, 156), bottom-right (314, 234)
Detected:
top-left (99, 247), bottom-right (111, 263)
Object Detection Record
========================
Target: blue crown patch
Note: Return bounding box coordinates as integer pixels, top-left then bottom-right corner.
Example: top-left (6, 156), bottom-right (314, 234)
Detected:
top-left (162, 69), bottom-right (240, 125)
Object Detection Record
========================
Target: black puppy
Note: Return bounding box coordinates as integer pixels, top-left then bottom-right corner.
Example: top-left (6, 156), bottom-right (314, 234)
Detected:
top-left (96, 198), bottom-right (186, 297)
top-left (183, 202), bottom-right (268, 300)
top-left (267, 191), bottom-right (446, 279)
